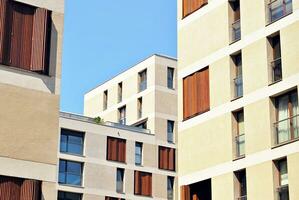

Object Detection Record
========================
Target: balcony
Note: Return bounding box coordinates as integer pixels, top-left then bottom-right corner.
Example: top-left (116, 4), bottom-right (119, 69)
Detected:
top-left (237, 195), bottom-right (247, 200)
top-left (233, 76), bottom-right (243, 99)
top-left (231, 20), bottom-right (241, 43)
top-left (270, 57), bottom-right (282, 83)
top-left (273, 114), bottom-right (299, 145)
top-left (268, 0), bottom-right (292, 23)
top-left (235, 134), bottom-right (245, 158)
top-left (277, 185), bottom-right (289, 200)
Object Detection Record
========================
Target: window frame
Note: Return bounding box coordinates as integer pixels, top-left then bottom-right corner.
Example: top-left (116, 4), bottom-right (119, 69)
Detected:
top-left (135, 142), bottom-right (143, 166)
top-left (116, 168), bottom-right (125, 193)
top-left (60, 128), bottom-right (85, 156)
top-left (167, 67), bottom-right (175, 89)
top-left (58, 160), bottom-right (83, 187)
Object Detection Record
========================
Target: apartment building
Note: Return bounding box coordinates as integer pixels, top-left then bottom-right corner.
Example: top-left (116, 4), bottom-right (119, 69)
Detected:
top-left (58, 112), bottom-right (176, 200)
top-left (0, 0), bottom-right (64, 199)
top-left (178, 0), bottom-right (299, 200)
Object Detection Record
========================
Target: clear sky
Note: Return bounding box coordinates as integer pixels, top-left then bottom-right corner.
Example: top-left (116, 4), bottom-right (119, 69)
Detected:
top-left (60, 0), bottom-right (177, 114)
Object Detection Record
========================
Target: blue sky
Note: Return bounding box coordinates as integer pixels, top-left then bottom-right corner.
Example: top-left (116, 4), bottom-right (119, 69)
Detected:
top-left (60, 0), bottom-right (177, 114)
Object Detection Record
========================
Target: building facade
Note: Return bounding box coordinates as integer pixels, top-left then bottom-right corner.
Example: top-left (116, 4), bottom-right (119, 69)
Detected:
top-left (178, 0), bottom-right (299, 200)
top-left (58, 112), bottom-right (176, 200)
top-left (0, 0), bottom-right (64, 199)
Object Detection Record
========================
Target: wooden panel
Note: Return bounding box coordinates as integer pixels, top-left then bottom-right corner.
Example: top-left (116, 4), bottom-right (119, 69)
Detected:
top-left (117, 139), bottom-right (126, 163)
top-left (168, 148), bottom-right (175, 171)
top-left (180, 185), bottom-right (191, 200)
top-left (134, 171), bottom-right (140, 195)
top-left (19, 180), bottom-right (40, 200)
top-left (197, 67), bottom-right (210, 113)
top-left (0, 0), bottom-right (7, 63)
top-left (183, 0), bottom-right (208, 18)
top-left (31, 8), bottom-right (50, 73)
top-left (159, 146), bottom-right (175, 171)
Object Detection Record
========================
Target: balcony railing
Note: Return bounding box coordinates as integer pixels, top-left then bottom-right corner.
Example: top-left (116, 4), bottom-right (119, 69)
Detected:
top-left (237, 195), bottom-right (247, 200)
top-left (235, 134), bottom-right (245, 158)
top-left (233, 75), bottom-right (243, 98)
top-left (268, 0), bottom-right (292, 23)
top-left (273, 114), bottom-right (299, 145)
top-left (270, 57), bottom-right (282, 83)
top-left (277, 185), bottom-right (289, 200)
top-left (231, 19), bottom-right (241, 43)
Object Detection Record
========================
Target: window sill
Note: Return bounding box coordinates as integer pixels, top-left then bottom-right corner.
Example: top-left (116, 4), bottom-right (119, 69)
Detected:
top-left (231, 95), bottom-right (243, 102)
top-left (229, 38), bottom-right (241, 45)
top-left (0, 63), bottom-right (49, 77)
top-left (106, 159), bottom-right (127, 165)
top-left (60, 152), bottom-right (85, 158)
top-left (272, 138), bottom-right (299, 149)
top-left (233, 155), bottom-right (245, 161)
top-left (268, 79), bottom-right (282, 86)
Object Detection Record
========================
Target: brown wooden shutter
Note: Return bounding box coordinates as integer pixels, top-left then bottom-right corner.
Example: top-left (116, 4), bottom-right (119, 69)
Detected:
top-left (181, 185), bottom-right (190, 200)
top-left (197, 67), bottom-right (210, 113)
top-left (118, 139), bottom-right (126, 163)
top-left (30, 8), bottom-right (50, 73)
top-left (20, 180), bottom-right (40, 200)
top-left (0, 0), bottom-right (7, 63)
top-left (141, 172), bottom-right (152, 196)
top-left (134, 171), bottom-right (141, 195)
top-left (9, 2), bottom-right (34, 70)
top-left (183, 75), bottom-right (191, 120)
top-left (168, 148), bottom-right (175, 171)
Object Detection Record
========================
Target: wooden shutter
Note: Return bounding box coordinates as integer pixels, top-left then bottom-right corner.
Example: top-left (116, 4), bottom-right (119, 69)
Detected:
top-left (168, 148), bottom-right (175, 171)
top-left (181, 185), bottom-right (190, 200)
top-left (134, 171), bottom-right (141, 195)
top-left (197, 67), bottom-right (210, 113)
top-left (183, 0), bottom-right (207, 18)
top-left (20, 180), bottom-right (40, 200)
top-left (0, 0), bottom-right (7, 63)
top-left (183, 75), bottom-right (192, 120)
top-left (118, 139), bottom-right (126, 163)
top-left (30, 8), bottom-right (50, 73)
top-left (141, 172), bottom-right (152, 196)
top-left (159, 146), bottom-right (175, 171)
top-left (9, 2), bottom-right (34, 70)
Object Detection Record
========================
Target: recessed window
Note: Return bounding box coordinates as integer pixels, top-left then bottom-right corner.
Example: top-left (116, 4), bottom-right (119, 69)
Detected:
top-left (181, 179), bottom-right (211, 200)
top-left (118, 106), bottom-right (126, 125)
top-left (231, 53), bottom-right (243, 99)
top-left (116, 168), bottom-right (124, 193)
top-left (182, 0), bottom-right (208, 18)
top-left (118, 82), bottom-right (123, 103)
top-left (134, 171), bottom-right (152, 196)
top-left (233, 110), bottom-right (245, 158)
top-left (0, 1), bottom-right (52, 75)
top-left (183, 67), bottom-right (210, 120)
top-left (60, 129), bottom-right (84, 155)
top-left (103, 90), bottom-right (108, 110)
top-left (138, 69), bottom-right (147, 92)
top-left (159, 146), bottom-right (175, 171)
top-left (135, 142), bottom-right (143, 166)
top-left (106, 137), bottom-right (126, 163)
top-left (268, 33), bottom-right (282, 83)
top-left (167, 120), bottom-right (175, 143)
top-left (105, 197), bottom-right (125, 200)
top-left (274, 158), bottom-right (289, 200)
top-left (229, 0), bottom-right (241, 43)
top-left (58, 191), bottom-right (82, 200)
top-left (267, 0), bottom-right (292, 23)
top-left (137, 97), bottom-right (142, 119)
top-left (274, 90), bottom-right (298, 145)
top-left (234, 169), bottom-right (247, 200)
top-left (167, 67), bottom-right (175, 89)
top-left (58, 160), bottom-right (83, 186)
top-left (167, 176), bottom-right (174, 200)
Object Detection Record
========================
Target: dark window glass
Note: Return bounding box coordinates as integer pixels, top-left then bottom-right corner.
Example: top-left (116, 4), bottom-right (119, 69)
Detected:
top-left (116, 168), bottom-right (124, 193)
top-left (139, 69), bottom-right (147, 92)
top-left (167, 120), bottom-right (175, 143)
top-left (58, 191), bottom-right (82, 200)
top-left (167, 176), bottom-right (174, 200)
top-left (135, 142), bottom-right (143, 165)
top-left (60, 129), bottom-right (84, 155)
top-left (167, 67), bottom-right (174, 89)
top-left (59, 160), bottom-right (83, 186)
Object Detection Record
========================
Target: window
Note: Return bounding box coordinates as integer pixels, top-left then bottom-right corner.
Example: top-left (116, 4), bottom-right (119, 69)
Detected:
top-left (231, 53), bottom-right (243, 98)
top-left (274, 158), bottom-right (289, 200)
top-left (183, 67), bottom-right (210, 120)
top-left (0, 1), bottom-right (51, 75)
top-left (105, 197), bottom-right (125, 200)
top-left (135, 142), bottom-right (143, 165)
top-left (118, 82), bottom-right (122, 103)
top-left (58, 191), bottom-right (82, 200)
top-left (138, 69), bottom-right (147, 92)
top-left (134, 120), bottom-right (147, 129)
top-left (167, 67), bottom-right (175, 89)
top-left (106, 137), bottom-right (126, 163)
top-left (60, 129), bottom-right (84, 155)
top-left (267, 0), bottom-right (292, 23)
top-left (181, 179), bottom-right (211, 200)
top-left (274, 90), bottom-right (298, 145)
top-left (137, 97), bottom-right (142, 119)
top-left (167, 176), bottom-right (174, 200)
top-left (233, 110), bottom-right (245, 158)
top-left (229, 0), bottom-right (241, 43)
top-left (59, 160), bottom-right (83, 186)
top-left (234, 169), bottom-right (247, 200)
top-left (118, 106), bottom-right (126, 125)
top-left (167, 120), bottom-right (175, 143)
top-left (103, 90), bottom-right (108, 110)
top-left (183, 0), bottom-right (208, 18)
top-left (134, 171), bottom-right (152, 196)
top-left (159, 146), bottom-right (175, 171)
top-left (268, 34), bottom-right (282, 83)
top-left (116, 168), bottom-right (124, 193)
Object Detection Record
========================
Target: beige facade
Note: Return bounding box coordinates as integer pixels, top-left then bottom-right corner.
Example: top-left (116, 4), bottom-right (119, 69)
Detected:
top-left (0, 0), bottom-right (64, 199)
top-left (58, 112), bottom-right (176, 200)
top-left (178, 0), bottom-right (299, 200)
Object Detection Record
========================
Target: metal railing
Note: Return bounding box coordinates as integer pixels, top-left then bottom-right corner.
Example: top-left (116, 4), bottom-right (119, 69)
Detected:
top-left (277, 185), bottom-right (289, 200)
top-left (60, 112), bottom-right (151, 134)
top-left (237, 195), bottom-right (247, 200)
top-left (233, 75), bottom-right (243, 98)
top-left (235, 134), bottom-right (245, 158)
top-left (273, 114), bottom-right (299, 145)
top-left (231, 19), bottom-right (241, 43)
top-left (268, 0), bottom-right (292, 23)
top-left (270, 57), bottom-right (282, 83)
